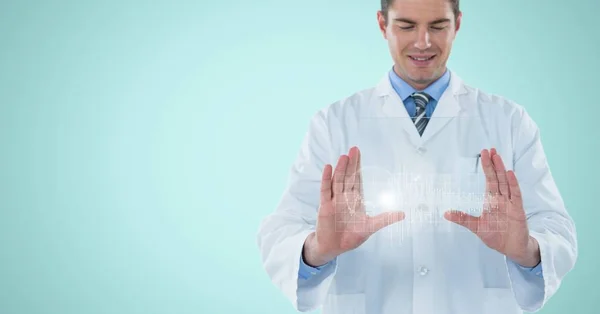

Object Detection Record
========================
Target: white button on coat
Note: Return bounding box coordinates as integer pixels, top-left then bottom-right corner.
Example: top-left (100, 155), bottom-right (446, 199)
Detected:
top-left (256, 71), bottom-right (578, 314)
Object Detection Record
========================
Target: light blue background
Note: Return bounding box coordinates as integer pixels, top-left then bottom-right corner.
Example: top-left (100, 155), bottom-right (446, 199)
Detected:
top-left (0, 0), bottom-right (598, 313)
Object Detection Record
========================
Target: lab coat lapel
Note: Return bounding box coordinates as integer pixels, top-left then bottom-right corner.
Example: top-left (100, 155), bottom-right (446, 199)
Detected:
top-left (376, 75), bottom-right (423, 148)
top-left (374, 71), bottom-right (468, 148)
top-left (420, 71), bottom-right (468, 145)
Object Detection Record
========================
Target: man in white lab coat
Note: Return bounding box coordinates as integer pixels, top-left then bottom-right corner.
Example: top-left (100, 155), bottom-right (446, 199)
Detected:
top-left (256, 0), bottom-right (578, 313)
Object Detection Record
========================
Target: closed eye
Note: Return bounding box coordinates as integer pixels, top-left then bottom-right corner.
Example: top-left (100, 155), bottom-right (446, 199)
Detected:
top-left (398, 25), bottom-right (447, 31)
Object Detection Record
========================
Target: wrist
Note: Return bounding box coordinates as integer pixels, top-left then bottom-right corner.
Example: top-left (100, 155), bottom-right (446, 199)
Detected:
top-left (303, 232), bottom-right (332, 267)
top-left (513, 236), bottom-right (541, 267)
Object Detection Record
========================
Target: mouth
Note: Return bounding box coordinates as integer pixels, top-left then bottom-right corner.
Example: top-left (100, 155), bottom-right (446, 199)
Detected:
top-left (408, 55), bottom-right (436, 66)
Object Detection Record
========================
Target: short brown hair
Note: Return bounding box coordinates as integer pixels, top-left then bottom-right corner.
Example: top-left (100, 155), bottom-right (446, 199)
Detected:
top-left (380, 0), bottom-right (460, 22)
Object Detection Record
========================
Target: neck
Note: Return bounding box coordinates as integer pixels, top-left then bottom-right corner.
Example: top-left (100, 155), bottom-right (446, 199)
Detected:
top-left (393, 65), bottom-right (446, 91)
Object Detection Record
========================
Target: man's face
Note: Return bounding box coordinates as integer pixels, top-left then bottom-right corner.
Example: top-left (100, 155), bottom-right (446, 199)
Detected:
top-left (378, 0), bottom-right (461, 90)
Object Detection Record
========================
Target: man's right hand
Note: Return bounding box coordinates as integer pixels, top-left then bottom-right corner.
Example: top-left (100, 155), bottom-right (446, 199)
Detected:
top-left (302, 146), bottom-right (406, 267)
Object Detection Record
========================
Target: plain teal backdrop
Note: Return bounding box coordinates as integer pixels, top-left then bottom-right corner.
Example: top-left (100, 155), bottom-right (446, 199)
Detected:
top-left (0, 0), bottom-right (598, 313)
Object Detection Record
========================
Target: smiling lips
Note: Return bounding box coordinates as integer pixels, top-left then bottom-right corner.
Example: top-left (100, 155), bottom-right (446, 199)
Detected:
top-left (408, 54), bottom-right (436, 66)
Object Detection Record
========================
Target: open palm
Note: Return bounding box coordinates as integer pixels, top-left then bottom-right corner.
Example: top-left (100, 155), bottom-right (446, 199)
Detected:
top-left (444, 148), bottom-right (538, 267)
top-left (309, 146), bottom-right (405, 264)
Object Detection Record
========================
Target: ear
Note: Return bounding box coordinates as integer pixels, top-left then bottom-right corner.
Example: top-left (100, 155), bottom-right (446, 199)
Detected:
top-left (377, 11), bottom-right (388, 39)
top-left (454, 11), bottom-right (462, 33)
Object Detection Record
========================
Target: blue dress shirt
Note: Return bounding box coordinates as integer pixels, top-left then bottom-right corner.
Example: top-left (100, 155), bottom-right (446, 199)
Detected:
top-left (388, 67), bottom-right (450, 117)
top-left (298, 68), bottom-right (543, 280)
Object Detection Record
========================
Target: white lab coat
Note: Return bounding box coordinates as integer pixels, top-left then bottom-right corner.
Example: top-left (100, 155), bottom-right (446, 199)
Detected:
top-left (256, 71), bottom-right (577, 314)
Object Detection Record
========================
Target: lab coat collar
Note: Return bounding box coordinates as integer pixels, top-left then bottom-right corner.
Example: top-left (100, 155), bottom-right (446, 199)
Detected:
top-left (375, 69), bottom-right (466, 98)
top-left (375, 69), bottom-right (468, 147)
top-left (388, 68), bottom-right (450, 102)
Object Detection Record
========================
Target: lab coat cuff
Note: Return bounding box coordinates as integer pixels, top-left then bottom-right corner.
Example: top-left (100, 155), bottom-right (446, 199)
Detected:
top-left (506, 230), bottom-right (553, 312)
top-left (292, 231), bottom-right (339, 312)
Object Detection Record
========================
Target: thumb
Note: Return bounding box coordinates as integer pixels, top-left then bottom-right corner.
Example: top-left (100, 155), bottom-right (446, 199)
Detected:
top-left (367, 211), bottom-right (405, 234)
top-left (444, 209), bottom-right (479, 233)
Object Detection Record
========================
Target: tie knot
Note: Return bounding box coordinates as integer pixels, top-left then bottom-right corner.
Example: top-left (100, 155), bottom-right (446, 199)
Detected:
top-left (411, 92), bottom-right (431, 109)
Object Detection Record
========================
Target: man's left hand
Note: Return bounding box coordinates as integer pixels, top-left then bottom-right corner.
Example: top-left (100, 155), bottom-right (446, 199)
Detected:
top-left (444, 148), bottom-right (541, 268)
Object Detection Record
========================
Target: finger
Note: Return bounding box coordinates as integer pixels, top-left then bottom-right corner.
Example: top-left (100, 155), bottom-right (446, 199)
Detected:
top-left (491, 150), bottom-right (509, 197)
top-left (444, 209), bottom-right (480, 234)
top-left (507, 170), bottom-right (522, 203)
top-left (346, 147), bottom-right (359, 192)
top-left (487, 190), bottom-right (500, 213)
top-left (482, 193), bottom-right (493, 215)
top-left (506, 171), bottom-right (527, 222)
top-left (333, 155), bottom-right (348, 195)
top-left (367, 211), bottom-right (405, 234)
top-left (347, 190), bottom-right (364, 216)
top-left (320, 164), bottom-right (333, 202)
top-left (356, 147), bottom-right (364, 195)
top-left (481, 149), bottom-right (499, 197)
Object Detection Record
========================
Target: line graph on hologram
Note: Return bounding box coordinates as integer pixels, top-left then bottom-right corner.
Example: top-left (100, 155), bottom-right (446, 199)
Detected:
top-left (337, 165), bottom-right (489, 246)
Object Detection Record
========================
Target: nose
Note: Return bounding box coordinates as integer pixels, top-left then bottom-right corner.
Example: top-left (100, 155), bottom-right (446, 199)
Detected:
top-left (413, 28), bottom-right (431, 50)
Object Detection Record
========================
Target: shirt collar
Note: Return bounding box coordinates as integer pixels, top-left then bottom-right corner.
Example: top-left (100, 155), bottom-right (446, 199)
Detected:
top-left (388, 67), bottom-right (451, 101)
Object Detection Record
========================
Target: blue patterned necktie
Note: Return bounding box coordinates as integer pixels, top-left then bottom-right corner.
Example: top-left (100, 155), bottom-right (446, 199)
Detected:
top-left (410, 92), bottom-right (431, 136)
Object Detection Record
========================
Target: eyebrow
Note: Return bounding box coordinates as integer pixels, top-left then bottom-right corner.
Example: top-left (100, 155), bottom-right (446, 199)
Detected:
top-left (393, 18), bottom-right (451, 25)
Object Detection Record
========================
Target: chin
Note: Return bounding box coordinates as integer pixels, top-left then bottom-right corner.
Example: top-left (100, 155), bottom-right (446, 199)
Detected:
top-left (407, 72), bottom-right (436, 84)
top-left (409, 69), bottom-right (442, 81)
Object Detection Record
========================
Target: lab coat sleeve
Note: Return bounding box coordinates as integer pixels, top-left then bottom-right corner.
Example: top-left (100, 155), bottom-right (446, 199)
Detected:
top-left (505, 107), bottom-right (578, 312)
top-left (256, 109), bottom-right (338, 312)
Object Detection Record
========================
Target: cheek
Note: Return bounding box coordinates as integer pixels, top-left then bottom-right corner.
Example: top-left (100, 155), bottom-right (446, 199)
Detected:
top-left (433, 33), bottom-right (454, 50)
top-left (388, 35), bottom-right (408, 53)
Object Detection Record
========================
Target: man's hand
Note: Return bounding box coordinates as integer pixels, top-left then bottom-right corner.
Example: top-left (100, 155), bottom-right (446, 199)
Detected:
top-left (443, 148), bottom-right (541, 267)
top-left (303, 146), bottom-right (406, 267)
